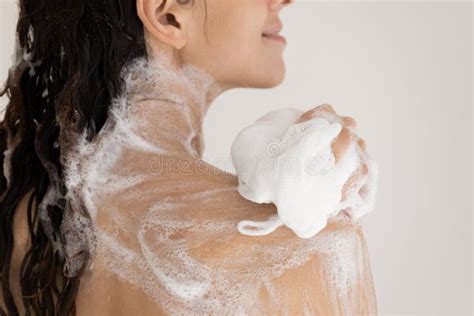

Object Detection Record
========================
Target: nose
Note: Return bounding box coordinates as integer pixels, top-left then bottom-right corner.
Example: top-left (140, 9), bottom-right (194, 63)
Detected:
top-left (269, 0), bottom-right (293, 11)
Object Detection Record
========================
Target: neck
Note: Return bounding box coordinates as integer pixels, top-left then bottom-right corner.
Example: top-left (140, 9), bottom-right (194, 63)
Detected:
top-left (110, 55), bottom-right (224, 159)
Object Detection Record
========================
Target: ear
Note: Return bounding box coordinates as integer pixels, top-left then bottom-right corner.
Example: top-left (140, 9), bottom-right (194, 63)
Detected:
top-left (136, 0), bottom-right (188, 49)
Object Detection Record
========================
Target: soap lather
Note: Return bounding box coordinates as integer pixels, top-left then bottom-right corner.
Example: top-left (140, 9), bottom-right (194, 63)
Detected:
top-left (230, 108), bottom-right (378, 239)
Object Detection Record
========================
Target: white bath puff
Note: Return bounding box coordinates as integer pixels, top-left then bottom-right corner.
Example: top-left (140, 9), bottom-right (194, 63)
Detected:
top-left (231, 108), bottom-right (378, 239)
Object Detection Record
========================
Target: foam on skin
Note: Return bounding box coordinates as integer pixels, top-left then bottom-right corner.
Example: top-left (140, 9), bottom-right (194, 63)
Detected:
top-left (44, 55), bottom-right (378, 314)
top-left (231, 108), bottom-right (379, 238)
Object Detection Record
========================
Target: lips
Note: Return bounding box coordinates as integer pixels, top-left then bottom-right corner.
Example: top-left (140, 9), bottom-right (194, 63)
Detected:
top-left (262, 21), bottom-right (283, 37)
top-left (262, 21), bottom-right (286, 45)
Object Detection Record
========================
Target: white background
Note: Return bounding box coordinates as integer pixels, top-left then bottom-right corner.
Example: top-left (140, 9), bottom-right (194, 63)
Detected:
top-left (1, 1), bottom-right (472, 314)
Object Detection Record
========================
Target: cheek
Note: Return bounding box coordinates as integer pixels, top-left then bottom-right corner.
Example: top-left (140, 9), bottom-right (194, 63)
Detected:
top-left (211, 14), bottom-right (264, 69)
top-left (186, 0), bottom-right (283, 87)
top-left (195, 1), bottom-right (265, 75)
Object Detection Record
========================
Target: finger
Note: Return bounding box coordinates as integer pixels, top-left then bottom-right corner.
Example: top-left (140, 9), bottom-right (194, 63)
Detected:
top-left (341, 116), bottom-right (357, 129)
top-left (354, 163), bottom-right (370, 195)
top-left (295, 104), bottom-right (337, 124)
top-left (341, 162), bottom-right (368, 202)
top-left (340, 209), bottom-right (352, 219)
top-left (357, 138), bottom-right (367, 151)
top-left (315, 103), bottom-right (336, 114)
top-left (340, 163), bottom-right (363, 201)
top-left (318, 122), bottom-right (343, 145)
top-left (332, 127), bottom-right (353, 164)
top-left (362, 163), bottom-right (369, 175)
top-left (359, 184), bottom-right (369, 198)
top-left (295, 110), bottom-right (316, 124)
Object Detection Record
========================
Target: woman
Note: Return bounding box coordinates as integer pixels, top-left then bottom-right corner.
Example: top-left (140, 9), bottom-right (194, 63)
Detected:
top-left (0, 0), bottom-right (377, 314)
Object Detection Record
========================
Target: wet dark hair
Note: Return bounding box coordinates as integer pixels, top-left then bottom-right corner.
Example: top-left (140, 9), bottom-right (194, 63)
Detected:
top-left (0, 0), bottom-right (201, 314)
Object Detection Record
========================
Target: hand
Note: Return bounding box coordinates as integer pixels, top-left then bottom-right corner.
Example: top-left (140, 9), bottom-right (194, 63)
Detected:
top-left (295, 104), bottom-right (370, 208)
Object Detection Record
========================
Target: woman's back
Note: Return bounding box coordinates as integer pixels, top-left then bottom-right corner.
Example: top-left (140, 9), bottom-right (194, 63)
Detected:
top-left (6, 157), bottom-right (377, 315)
top-left (75, 158), bottom-right (377, 315)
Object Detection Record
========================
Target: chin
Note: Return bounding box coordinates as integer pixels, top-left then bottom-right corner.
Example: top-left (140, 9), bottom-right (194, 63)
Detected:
top-left (260, 65), bottom-right (286, 88)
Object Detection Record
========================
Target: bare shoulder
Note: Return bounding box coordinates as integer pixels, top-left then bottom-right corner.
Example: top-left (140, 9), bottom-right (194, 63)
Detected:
top-left (4, 160), bottom-right (376, 315)
top-left (82, 163), bottom-right (377, 314)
